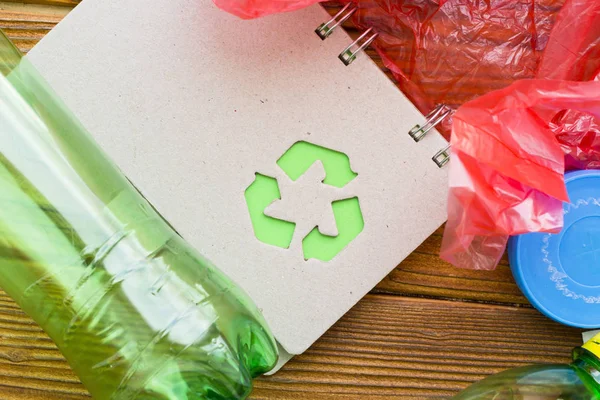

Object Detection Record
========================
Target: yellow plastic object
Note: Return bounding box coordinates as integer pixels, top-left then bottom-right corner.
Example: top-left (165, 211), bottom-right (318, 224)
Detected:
top-left (583, 332), bottom-right (600, 358)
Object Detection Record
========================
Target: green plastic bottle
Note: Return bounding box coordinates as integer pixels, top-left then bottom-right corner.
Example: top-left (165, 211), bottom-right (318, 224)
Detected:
top-left (0, 30), bottom-right (277, 399)
top-left (452, 333), bottom-right (600, 399)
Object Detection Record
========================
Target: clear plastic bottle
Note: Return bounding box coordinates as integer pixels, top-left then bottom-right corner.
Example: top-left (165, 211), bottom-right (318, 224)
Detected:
top-left (0, 30), bottom-right (277, 399)
top-left (452, 333), bottom-right (600, 400)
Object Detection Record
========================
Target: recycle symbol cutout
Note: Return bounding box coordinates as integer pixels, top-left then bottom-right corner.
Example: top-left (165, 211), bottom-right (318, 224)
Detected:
top-left (244, 141), bottom-right (364, 262)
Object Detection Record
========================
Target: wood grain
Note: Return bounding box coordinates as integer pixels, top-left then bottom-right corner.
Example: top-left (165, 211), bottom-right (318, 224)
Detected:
top-left (253, 295), bottom-right (582, 399)
top-left (0, 1), bottom-right (584, 400)
top-left (2, 0), bottom-right (79, 8)
top-left (377, 227), bottom-right (527, 304)
top-left (0, 291), bottom-right (583, 400)
top-left (0, 3), bottom-right (66, 53)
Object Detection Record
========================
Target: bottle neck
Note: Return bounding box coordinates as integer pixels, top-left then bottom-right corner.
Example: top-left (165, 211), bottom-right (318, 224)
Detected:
top-left (572, 346), bottom-right (600, 396)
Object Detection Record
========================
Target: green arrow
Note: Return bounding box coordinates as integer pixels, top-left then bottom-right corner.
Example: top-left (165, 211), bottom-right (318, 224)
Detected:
top-left (276, 141), bottom-right (357, 188)
top-left (302, 197), bottom-right (364, 262)
top-left (244, 173), bottom-right (295, 249)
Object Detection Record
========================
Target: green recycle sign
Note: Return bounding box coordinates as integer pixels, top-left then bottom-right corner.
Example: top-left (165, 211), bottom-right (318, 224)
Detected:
top-left (244, 141), bottom-right (364, 262)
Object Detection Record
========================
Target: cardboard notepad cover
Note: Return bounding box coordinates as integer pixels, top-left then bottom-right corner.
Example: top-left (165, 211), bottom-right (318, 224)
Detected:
top-left (27, 0), bottom-right (448, 362)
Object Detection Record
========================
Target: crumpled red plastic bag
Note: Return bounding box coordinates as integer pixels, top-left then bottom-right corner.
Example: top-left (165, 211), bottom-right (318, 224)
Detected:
top-left (540, 0), bottom-right (600, 170)
top-left (553, 109), bottom-right (600, 170)
top-left (536, 0), bottom-right (600, 82)
top-left (441, 0), bottom-right (600, 270)
top-left (350, 0), bottom-right (564, 137)
top-left (441, 79), bottom-right (600, 269)
top-left (212, 0), bottom-right (321, 19)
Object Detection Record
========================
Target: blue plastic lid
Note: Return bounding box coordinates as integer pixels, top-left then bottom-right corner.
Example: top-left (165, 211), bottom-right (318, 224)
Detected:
top-left (509, 170), bottom-right (600, 328)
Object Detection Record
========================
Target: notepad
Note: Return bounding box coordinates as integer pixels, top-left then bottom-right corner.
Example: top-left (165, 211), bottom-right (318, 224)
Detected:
top-left (27, 0), bottom-right (449, 369)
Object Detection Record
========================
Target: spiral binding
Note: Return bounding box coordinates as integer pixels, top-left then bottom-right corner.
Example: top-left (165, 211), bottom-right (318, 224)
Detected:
top-left (409, 104), bottom-right (451, 142)
top-left (432, 145), bottom-right (451, 168)
top-left (338, 27), bottom-right (378, 66)
top-left (407, 104), bottom-right (452, 167)
top-left (315, 3), bottom-right (357, 40)
top-left (315, 10), bottom-right (451, 167)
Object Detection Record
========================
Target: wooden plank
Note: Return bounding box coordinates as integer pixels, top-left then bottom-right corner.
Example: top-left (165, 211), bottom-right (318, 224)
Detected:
top-left (0, 386), bottom-right (87, 400)
top-left (0, 292), bottom-right (582, 399)
top-left (252, 295), bottom-right (582, 399)
top-left (0, 5), bottom-right (68, 53)
top-left (0, 1), bottom-right (72, 17)
top-left (1, 0), bottom-right (79, 8)
top-left (376, 226), bottom-right (528, 304)
top-left (0, 298), bottom-right (88, 399)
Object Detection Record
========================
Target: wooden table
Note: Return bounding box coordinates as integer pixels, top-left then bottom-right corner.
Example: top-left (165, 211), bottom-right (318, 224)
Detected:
top-left (0, 1), bottom-right (584, 398)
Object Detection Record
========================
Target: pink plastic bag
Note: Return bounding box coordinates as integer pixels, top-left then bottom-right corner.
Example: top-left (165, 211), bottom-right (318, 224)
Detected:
top-left (441, 79), bottom-right (600, 269)
top-left (212, 0), bottom-right (321, 19)
top-left (441, 0), bottom-right (600, 270)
